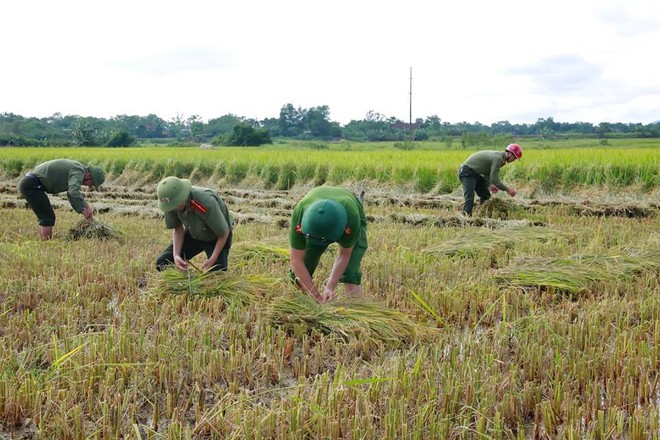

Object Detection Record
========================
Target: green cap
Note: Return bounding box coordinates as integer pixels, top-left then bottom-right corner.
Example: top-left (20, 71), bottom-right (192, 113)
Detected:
top-left (301, 199), bottom-right (347, 247)
top-left (157, 176), bottom-right (192, 212)
top-left (88, 166), bottom-right (105, 187)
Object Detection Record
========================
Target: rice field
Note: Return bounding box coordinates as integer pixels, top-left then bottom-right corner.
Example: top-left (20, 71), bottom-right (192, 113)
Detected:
top-left (0, 145), bottom-right (659, 438)
top-left (1, 144), bottom-right (657, 194)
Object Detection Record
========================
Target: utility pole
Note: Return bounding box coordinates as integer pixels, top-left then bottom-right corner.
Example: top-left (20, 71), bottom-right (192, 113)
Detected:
top-left (409, 67), bottom-right (413, 142)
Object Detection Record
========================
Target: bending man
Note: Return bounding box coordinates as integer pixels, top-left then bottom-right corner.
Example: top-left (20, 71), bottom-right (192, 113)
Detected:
top-left (289, 186), bottom-right (368, 303)
top-left (458, 143), bottom-right (523, 216)
top-left (19, 159), bottom-right (105, 240)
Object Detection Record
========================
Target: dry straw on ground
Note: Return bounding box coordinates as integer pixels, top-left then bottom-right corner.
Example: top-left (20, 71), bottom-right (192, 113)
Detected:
top-left (268, 291), bottom-right (437, 346)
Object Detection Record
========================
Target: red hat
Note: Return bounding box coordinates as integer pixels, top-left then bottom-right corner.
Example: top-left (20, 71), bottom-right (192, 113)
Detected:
top-left (506, 144), bottom-right (523, 160)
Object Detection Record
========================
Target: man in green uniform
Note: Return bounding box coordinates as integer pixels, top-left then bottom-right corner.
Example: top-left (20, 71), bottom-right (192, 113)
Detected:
top-left (289, 185), bottom-right (368, 303)
top-left (18, 159), bottom-right (105, 240)
top-left (155, 176), bottom-right (233, 272)
top-left (458, 143), bottom-right (523, 216)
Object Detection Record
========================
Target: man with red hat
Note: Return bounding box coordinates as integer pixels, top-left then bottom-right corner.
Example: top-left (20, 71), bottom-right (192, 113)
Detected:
top-left (458, 143), bottom-right (523, 216)
top-left (289, 185), bottom-right (368, 303)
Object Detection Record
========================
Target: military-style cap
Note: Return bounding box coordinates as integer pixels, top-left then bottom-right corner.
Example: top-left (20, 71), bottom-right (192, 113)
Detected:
top-left (157, 176), bottom-right (192, 212)
top-left (88, 166), bottom-right (105, 187)
top-left (301, 199), bottom-right (347, 247)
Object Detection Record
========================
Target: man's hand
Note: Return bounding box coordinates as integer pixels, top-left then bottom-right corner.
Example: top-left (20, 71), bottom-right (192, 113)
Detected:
top-left (489, 184), bottom-right (499, 193)
top-left (201, 258), bottom-right (217, 271)
top-left (506, 188), bottom-right (517, 197)
top-left (320, 287), bottom-right (335, 303)
top-left (174, 255), bottom-right (188, 271)
top-left (82, 204), bottom-right (94, 220)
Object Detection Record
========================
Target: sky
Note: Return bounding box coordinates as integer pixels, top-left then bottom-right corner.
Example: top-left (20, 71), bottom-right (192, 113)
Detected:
top-left (2, 0), bottom-right (659, 126)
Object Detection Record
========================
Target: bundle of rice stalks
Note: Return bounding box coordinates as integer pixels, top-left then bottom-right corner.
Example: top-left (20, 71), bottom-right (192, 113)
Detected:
top-left (478, 197), bottom-right (524, 219)
top-left (155, 267), bottom-right (274, 305)
top-left (423, 226), bottom-right (555, 258)
top-left (267, 291), bottom-right (437, 346)
top-left (423, 233), bottom-right (513, 258)
top-left (232, 241), bottom-right (290, 264)
top-left (494, 249), bottom-right (659, 296)
top-left (494, 259), bottom-right (608, 296)
top-left (67, 219), bottom-right (123, 242)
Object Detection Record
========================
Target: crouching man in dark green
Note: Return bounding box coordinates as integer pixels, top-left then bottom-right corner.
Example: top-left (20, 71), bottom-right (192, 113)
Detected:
top-left (289, 185), bottom-right (368, 303)
top-left (18, 159), bottom-right (105, 240)
top-left (155, 176), bottom-right (233, 272)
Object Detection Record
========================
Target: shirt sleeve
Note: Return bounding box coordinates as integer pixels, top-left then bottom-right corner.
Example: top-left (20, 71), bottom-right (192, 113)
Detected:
top-left (337, 200), bottom-right (361, 248)
top-left (164, 211), bottom-right (181, 229)
top-left (288, 203), bottom-right (306, 250)
top-left (203, 199), bottom-right (230, 237)
top-left (66, 168), bottom-right (86, 213)
top-left (489, 158), bottom-right (509, 191)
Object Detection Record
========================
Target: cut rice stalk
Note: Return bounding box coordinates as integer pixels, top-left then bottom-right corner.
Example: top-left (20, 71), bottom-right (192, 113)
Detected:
top-left (232, 241), bottom-right (290, 264)
top-left (494, 249), bottom-right (659, 296)
top-left (155, 268), bottom-right (274, 305)
top-left (268, 291), bottom-right (437, 346)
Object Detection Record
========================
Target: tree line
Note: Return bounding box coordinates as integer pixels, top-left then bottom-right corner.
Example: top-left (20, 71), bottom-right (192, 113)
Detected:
top-left (1, 104), bottom-right (659, 147)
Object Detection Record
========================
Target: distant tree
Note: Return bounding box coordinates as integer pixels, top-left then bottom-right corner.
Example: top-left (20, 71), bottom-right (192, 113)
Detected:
top-left (342, 110), bottom-right (393, 141)
top-left (106, 130), bottom-right (135, 147)
top-left (169, 114), bottom-right (188, 140)
top-left (186, 115), bottom-right (204, 142)
top-left (278, 104), bottom-right (306, 137)
top-left (538, 126), bottom-right (554, 140)
top-left (224, 123), bottom-right (272, 146)
top-left (490, 120), bottom-right (513, 135)
top-left (138, 114), bottom-right (168, 138)
top-left (260, 117), bottom-right (282, 137)
top-left (305, 105), bottom-right (341, 138)
top-left (70, 117), bottom-right (103, 146)
top-left (596, 122), bottom-right (612, 138)
top-left (204, 114), bottom-right (243, 139)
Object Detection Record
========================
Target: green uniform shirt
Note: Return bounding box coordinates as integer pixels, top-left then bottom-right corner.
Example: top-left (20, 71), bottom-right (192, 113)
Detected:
top-left (462, 151), bottom-right (509, 191)
top-left (31, 159), bottom-right (88, 213)
top-left (164, 187), bottom-right (232, 241)
top-left (289, 186), bottom-right (364, 250)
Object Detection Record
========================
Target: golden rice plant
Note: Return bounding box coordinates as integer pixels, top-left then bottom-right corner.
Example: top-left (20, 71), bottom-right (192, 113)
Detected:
top-left (267, 291), bottom-right (437, 346)
top-left (66, 219), bottom-right (123, 242)
top-left (154, 267), bottom-right (275, 305)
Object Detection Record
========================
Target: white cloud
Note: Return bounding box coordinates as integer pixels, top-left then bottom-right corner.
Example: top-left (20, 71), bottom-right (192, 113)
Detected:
top-left (1, 0), bottom-right (658, 124)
